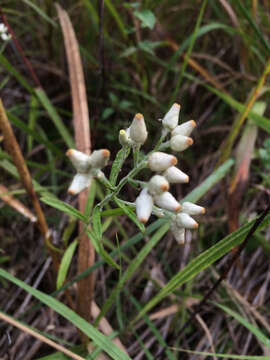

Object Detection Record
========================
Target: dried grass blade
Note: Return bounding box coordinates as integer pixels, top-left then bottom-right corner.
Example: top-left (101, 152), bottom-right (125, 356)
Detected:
top-left (228, 102), bottom-right (265, 232)
top-left (0, 184), bottom-right (37, 222)
top-left (56, 3), bottom-right (94, 336)
top-left (0, 311), bottom-right (86, 360)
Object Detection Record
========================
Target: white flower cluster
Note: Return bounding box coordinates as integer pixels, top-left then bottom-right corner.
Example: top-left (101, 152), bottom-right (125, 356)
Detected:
top-left (135, 103), bottom-right (205, 244)
top-left (66, 149), bottom-right (110, 195)
top-left (0, 23), bottom-right (11, 42)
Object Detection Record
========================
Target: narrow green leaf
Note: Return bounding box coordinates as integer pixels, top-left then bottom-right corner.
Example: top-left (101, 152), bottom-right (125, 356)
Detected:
top-left (56, 239), bottom-right (78, 290)
top-left (216, 303), bottom-right (270, 349)
top-left (109, 147), bottom-right (130, 187)
top-left (104, 0), bottom-right (127, 39)
top-left (7, 111), bottom-right (62, 157)
top-left (205, 85), bottom-right (270, 134)
top-left (41, 196), bottom-right (87, 222)
top-left (22, 0), bottom-right (57, 26)
top-left (86, 229), bottom-right (119, 270)
top-left (134, 212), bottom-right (270, 322)
top-left (183, 159), bottom-right (234, 203)
top-left (114, 197), bottom-right (145, 233)
top-left (35, 88), bottom-right (74, 148)
top-left (0, 53), bottom-right (34, 94)
top-left (95, 223), bottom-right (169, 325)
top-left (0, 269), bottom-right (131, 360)
top-left (92, 206), bottom-right (102, 241)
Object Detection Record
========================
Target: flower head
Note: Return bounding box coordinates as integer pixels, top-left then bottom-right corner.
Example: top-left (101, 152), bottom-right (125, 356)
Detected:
top-left (67, 148), bottom-right (110, 195)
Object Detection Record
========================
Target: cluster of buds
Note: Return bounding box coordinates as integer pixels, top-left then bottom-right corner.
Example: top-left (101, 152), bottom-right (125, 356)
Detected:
top-left (134, 103), bottom-right (205, 244)
top-left (66, 149), bottom-right (110, 195)
top-left (119, 113), bottom-right (148, 148)
top-left (0, 23), bottom-right (11, 42)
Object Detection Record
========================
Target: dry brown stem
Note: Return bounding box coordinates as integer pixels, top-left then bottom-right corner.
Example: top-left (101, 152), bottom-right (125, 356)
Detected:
top-left (56, 3), bottom-right (94, 337)
top-left (0, 99), bottom-right (59, 270)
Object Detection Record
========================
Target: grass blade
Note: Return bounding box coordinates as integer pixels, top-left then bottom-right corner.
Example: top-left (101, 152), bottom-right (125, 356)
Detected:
top-left (134, 212), bottom-right (270, 322)
top-left (0, 269), bottom-right (131, 360)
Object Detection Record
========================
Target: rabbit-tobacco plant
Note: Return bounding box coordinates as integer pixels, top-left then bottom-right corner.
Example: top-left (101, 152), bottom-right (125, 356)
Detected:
top-left (67, 103), bottom-right (205, 244)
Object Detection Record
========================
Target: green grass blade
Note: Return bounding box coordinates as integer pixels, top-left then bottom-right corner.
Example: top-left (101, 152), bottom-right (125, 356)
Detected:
top-left (215, 303), bottom-right (270, 349)
top-left (41, 196), bottom-right (87, 222)
top-left (134, 212), bottom-right (270, 322)
top-left (235, 0), bottom-right (270, 53)
top-left (56, 239), bottom-right (78, 290)
top-left (114, 197), bottom-right (145, 233)
top-left (183, 159), bottom-right (234, 203)
top-left (35, 88), bottom-right (74, 148)
top-left (104, 0), bottom-right (127, 39)
top-left (7, 111), bottom-right (63, 157)
top-left (0, 269), bottom-right (131, 360)
top-left (0, 53), bottom-right (34, 94)
top-left (126, 289), bottom-right (177, 360)
top-left (170, 0), bottom-right (208, 105)
top-left (94, 223), bottom-right (169, 325)
top-left (205, 85), bottom-right (270, 134)
top-left (22, 0), bottom-right (57, 26)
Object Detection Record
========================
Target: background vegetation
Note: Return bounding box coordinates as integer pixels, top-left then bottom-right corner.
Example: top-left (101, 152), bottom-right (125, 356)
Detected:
top-left (0, 0), bottom-right (270, 359)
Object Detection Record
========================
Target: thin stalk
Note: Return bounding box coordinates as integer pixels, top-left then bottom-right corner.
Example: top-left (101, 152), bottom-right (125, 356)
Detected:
top-left (0, 99), bottom-right (59, 269)
top-left (217, 57), bottom-right (270, 166)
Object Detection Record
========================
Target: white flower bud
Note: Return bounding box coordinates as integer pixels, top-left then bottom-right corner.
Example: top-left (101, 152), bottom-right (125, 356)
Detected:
top-left (68, 173), bottom-right (92, 195)
top-left (162, 103), bottom-right (181, 131)
top-left (1, 32), bottom-right (11, 41)
top-left (89, 149), bottom-right (110, 169)
top-left (66, 149), bottom-right (91, 173)
top-left (129, 113), bottom-right (148, 145)
top-left (154, 192), bottom-right (181, 212)
top-left (163, 166), bottom-right (189, 183)
top-left (135, 188), bottom-right (153, 223)
top-left (170, 135), bottom-right (193, 152)
top-left (171, 222), bottom-right (185, 244)
top-left (0, 24), bottom-right (7, 33)
top-left (171, 120), bottom-right (196, 137)
top-left (176, 213), bottom-right (198, 229)
top-left (181, 202), bottom-right (205, 215)
top-left (119, 129), bottom-right (131, 146)
top-left (148, 152), bottom-right (177, 172)
top-left (148, 175), bottom-right (169, 196)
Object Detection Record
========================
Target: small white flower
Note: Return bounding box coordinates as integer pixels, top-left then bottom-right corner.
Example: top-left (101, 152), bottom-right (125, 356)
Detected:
top-left (162, 166), bottom-right (189, 183)
top-left (154, 191), bottom-right (181, 212)
top-left (148, 175), bottom-right (169, 196)
top-left (67, 148), bottom-right (110, 195)
top-left (171, 120), bottom-right (196, 137)
top-left (68, 173), bottom-right (93, 195)
top-left (148, 152), bottom-right (177, 172)
top-left (170, 134), bottom-right (193, 152)
top-left (129, 113), bottom-right (148, 145)
top-left (0, 23), bottom-right (11, 42)
top-left (181, 202), bottom-right (205, 215)
top-left (135, 188), bottom-right (153, 223)
top-left (175, 212), bottom-right (198, 229)
top-left (162, 103), bottom-right (181, 131)
top-left (170, 222), bottom-right (185, 244)
top-left (89, 149), bottom-right (110, 169)
top-left (0, 23), bottom-right (8, 33)
top-left (66, 149), bottom-right (91, 173)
